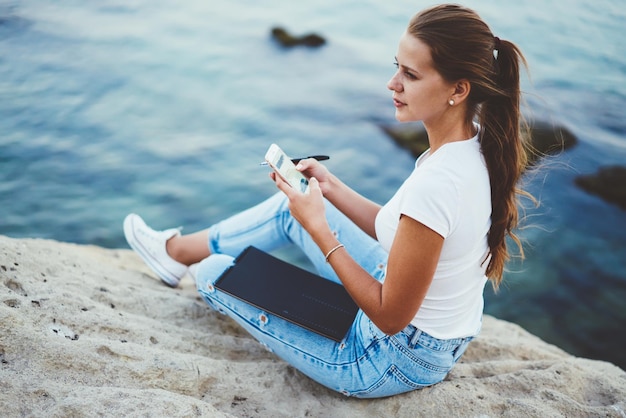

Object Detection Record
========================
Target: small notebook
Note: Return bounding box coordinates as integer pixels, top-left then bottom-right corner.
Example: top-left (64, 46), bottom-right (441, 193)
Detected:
top-left (214, 246), bottom-right (359, 342)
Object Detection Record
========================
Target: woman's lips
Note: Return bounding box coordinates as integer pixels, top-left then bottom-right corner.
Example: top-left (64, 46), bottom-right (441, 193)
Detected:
top-left (393, 98), bottom-right (406, 108)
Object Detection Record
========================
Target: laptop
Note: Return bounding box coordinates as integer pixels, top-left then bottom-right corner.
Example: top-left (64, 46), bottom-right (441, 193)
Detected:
top-left (214, 246), bottom-right (359, 342)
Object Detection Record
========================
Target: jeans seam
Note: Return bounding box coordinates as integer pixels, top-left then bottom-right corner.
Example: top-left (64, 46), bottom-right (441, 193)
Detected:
top-left (351, 365), bottom-right (425, 397)
top-left (388, 335), bottom-right (451, 374)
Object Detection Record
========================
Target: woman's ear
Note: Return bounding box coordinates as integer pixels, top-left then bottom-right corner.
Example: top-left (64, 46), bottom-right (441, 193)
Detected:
top-left (451, 79), bottom-right (471, 104)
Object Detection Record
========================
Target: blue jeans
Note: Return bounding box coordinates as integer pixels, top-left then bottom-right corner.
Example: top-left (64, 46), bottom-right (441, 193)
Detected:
top-left (196, 193), bottom-right (473, 398)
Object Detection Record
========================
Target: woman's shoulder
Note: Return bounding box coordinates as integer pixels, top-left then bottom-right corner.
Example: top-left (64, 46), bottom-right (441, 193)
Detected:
top-left (419, 138), bottom-right (483, 171)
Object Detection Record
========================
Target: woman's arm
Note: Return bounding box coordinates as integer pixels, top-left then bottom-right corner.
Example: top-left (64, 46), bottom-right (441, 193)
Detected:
top-left (319, 214), bottom-right (442, 334)
top-left (323, 174), bottom-right (381, 239)
top-left (275, 176), bottom-right (443, 335)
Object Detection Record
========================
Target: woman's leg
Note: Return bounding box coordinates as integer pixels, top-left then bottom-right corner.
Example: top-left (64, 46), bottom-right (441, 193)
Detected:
top-left (166, 230), bottom-right (211, 265)
top-left (206, 192), bottom-right (388, 284)
top-left (195, 254), bottom-right (468, 398)
top-left (195, 254), bottom-right (375, 396)
top-left (165, 192), bottom-right (302, 266)
top-left (164, 190), bottom-right (388, 282)
top-left (125, 191), bottom-right (386, 286)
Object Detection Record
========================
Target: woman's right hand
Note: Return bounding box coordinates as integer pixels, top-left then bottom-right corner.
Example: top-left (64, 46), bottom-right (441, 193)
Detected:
top-left (297, 156), bottom-right (381, 239)
top-left (295, 158), bottom-right (333, 195)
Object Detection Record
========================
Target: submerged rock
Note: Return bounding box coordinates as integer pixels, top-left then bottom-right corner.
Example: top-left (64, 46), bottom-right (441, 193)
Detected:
top-left (380, 122), bottom-right (430, 158)
top-left (271, 27), bottom-right (326, 48)
top-left (379, 120), bottom-right (577, 165)
top-left (575, 165), bottom-right (626, 210)
top-left (526, 120), bottom-right (578, 164)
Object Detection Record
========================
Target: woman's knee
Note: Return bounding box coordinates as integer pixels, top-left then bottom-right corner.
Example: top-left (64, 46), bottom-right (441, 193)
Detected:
top-left (195, 254), bottom-right (235, 293)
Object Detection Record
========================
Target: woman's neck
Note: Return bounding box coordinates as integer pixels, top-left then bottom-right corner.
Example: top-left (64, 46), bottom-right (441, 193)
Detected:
top-left (424, 119), bottom-right (476, 153)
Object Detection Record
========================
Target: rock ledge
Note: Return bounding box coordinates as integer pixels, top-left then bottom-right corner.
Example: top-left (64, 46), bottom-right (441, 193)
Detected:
top-left (0, 235), bottom-right (624, 417)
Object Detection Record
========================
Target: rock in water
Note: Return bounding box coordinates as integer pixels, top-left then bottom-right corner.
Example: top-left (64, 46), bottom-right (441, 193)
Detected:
top-left (271, 27), bottom-right (326, 48)
top-left (575, 165), bottom-right (626, 209)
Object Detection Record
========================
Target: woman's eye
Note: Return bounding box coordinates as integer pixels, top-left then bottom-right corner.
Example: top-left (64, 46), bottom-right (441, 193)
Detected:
top-left (394, 59), bottom-right (418, 80)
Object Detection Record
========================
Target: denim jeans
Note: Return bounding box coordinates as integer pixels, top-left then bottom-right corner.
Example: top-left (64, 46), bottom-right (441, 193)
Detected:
top-left (196, 192), bottom-right (473, 398)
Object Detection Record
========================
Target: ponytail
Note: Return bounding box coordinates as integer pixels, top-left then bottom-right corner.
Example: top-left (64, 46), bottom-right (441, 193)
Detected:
top-left (479, 39), bottom-right (528, 288)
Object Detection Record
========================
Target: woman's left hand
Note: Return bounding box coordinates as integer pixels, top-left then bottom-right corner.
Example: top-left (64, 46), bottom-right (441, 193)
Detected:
top-left (271, 173), bottom-right (328, 233)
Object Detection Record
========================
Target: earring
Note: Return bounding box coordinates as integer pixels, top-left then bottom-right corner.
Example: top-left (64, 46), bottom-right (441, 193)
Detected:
top-left (448, 99), bottom-right (455, 106)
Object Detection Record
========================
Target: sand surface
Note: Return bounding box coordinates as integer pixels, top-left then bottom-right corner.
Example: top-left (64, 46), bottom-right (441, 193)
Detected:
top-left (1, 235), bottom-right (625, 417)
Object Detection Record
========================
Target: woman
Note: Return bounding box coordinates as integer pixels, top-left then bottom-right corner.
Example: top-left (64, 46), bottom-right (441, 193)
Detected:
top-left (124, 4), bottom-right (528, 398)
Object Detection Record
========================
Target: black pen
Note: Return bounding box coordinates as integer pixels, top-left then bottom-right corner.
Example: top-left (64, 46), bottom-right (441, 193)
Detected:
top-left (260, 155), bottom-right (330, 166)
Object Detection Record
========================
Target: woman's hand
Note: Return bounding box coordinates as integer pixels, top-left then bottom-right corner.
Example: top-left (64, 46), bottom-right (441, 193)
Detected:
top-left (271, 172), bottom-right (329, 233)
top-left (293, 158), bottom-right (333, 196)
top-left (295, 157), bottom-right (382, 240)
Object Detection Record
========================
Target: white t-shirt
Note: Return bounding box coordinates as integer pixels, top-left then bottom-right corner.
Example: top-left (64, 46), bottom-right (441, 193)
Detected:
top-left (374, 132), bottom-right (491, 339)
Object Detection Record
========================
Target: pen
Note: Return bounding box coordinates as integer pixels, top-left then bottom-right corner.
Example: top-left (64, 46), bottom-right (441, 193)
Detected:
top-left (260, 155), bottom-right (330, 166)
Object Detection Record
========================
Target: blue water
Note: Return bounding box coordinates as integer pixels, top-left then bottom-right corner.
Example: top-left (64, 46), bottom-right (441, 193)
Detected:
top-left (2, 0), bottom-right (625, 369)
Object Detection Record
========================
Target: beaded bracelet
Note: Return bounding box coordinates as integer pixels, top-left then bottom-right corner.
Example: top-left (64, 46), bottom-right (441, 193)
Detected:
top-left (324, 243), bottom-right (344, 262)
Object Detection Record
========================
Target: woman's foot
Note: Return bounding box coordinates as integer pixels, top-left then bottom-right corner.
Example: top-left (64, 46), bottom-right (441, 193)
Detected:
top-left (123, 214), bottom-right (188, 287)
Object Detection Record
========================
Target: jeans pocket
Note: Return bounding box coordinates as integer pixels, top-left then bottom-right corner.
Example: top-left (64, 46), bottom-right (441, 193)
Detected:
top-left (348, 321), bottom-right (453, 398)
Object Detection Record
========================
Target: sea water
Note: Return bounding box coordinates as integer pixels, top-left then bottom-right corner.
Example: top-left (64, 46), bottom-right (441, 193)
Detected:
top-left (1, 0), bottom-right (625, 369)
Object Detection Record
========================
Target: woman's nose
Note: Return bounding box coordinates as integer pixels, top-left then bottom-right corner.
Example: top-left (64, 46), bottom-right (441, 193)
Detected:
top-left (387, 72), bottom-right (402, 92)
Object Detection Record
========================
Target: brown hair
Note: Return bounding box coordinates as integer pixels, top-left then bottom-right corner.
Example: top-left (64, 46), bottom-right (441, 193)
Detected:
top-left (408, 4), bottom-right (528, 288)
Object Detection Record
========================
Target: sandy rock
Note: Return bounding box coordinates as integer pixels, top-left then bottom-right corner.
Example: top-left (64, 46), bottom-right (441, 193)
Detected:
top-left (1, 235), bottom-right (624, 417)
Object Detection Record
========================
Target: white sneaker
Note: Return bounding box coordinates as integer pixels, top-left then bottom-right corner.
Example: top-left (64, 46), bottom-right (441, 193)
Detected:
top-left (123, 213), bottom-right (188, 287)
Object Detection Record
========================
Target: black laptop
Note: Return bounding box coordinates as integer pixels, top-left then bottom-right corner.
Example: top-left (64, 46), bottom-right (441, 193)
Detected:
top-left (214, 246), bottom-right (359, 342)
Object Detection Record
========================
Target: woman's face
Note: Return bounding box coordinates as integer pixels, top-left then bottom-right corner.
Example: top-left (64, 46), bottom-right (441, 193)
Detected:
top-left (387, 32), bottom-right (455, 123)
